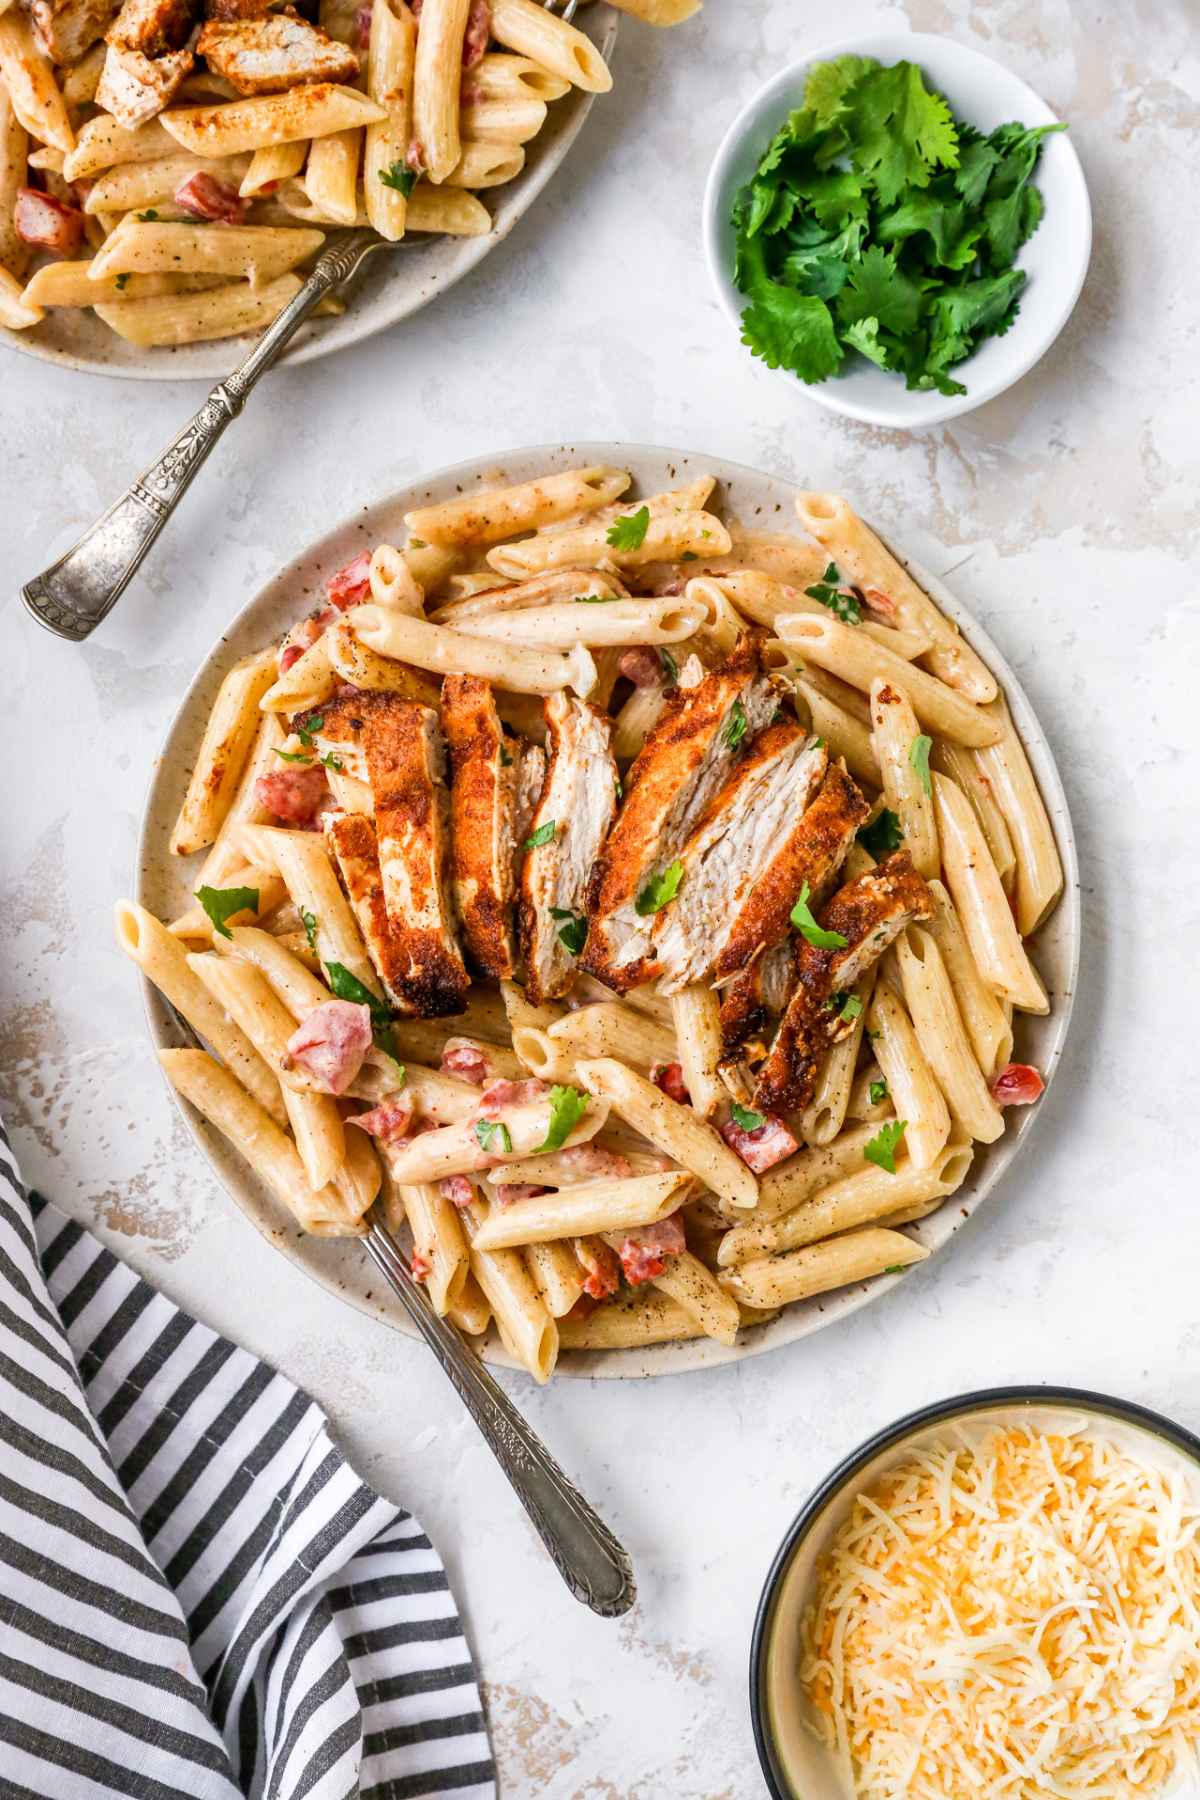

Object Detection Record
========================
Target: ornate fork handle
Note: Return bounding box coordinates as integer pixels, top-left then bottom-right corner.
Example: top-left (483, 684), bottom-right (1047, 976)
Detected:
top-left (364, 1216), bottom-right (636, 1618)
top-left (20, 230), bottom-right (380, 642)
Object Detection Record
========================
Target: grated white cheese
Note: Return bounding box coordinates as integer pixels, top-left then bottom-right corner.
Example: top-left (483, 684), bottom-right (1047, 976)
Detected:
top-left (800, 1426), bottom-right (1200, 1800)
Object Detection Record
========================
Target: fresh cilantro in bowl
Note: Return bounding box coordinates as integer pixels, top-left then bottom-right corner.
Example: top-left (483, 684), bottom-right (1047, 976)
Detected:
top-left (731, 55), bottom-right (1063, 395)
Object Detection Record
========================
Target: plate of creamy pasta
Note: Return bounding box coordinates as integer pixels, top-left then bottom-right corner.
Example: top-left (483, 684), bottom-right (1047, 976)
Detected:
top-left (0, 0), bottom-right (691, 376)
top-left (124, 443), bottom-right (1078, 1379)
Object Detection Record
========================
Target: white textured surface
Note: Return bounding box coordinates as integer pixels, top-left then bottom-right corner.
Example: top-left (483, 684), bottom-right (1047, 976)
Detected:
top-left (2, 2), bottom-right (1198, 1794)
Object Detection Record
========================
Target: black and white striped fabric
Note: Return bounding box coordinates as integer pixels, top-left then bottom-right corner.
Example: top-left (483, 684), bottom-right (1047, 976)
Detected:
top-left (0, 1121), bottom-right (495, 1800)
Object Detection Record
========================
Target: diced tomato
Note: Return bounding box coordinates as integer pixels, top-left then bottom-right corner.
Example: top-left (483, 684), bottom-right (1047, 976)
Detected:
top-left (720, 1112), bottom-right (798, 1174)
top-left (277, 611), bottom-right (334, 674)
top-left (566, 1292), bottom-right (600, 1322)
top-left (462, 0), bottom-right (490, 65)
top-left (492, 1181), bottom-right (550, 1204)
top-left (410, 1249), bottom-right (432, 1282)
top-left (325, 549), bottom-right (373, 611)
top-left (577, 1238), bottom-right (621, 1300)
top-left (355, 1), bottom-right (372, 43)
top-left (619, 647), bottom-right (663, 689)
top-left (439, 1175), bottom-right (475, 1207)
top-left (349, 1094), bottom-right (414, 1142)
top-left (479, 1076), bottom-right (549, 1118)
top-left (286, 1000), bottom-right (373, 1095)
top-left (174, 170), bottom-right (244, 223)
top-left (617, 1214), bottom-right (686, 1286)
top-left (440, 1039), bottom-right (493, 1085)
top-left (990, 1062), bottom-right (1045, 1107)
top-left (14, 187), bottom-right (84, 253)
top-left (255, 763), bottom-right (328, 824)
top-left (651, 1062), bottom-right (690, 1105)
top-left (862, 585), bottom-right (898, 622)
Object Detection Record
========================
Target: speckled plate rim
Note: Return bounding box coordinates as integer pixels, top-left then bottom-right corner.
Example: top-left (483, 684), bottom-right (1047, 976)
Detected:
top-left (134, 440), bottom-right (1080, 1378)
top-left (749, 1386), bottom-right (1200, 1800)
top-left (1, 7), bottom-right (617, 382)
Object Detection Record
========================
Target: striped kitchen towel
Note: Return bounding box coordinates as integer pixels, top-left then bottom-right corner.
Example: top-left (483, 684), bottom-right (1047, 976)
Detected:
top-left (0, 1119), bottom-right (496, 1800)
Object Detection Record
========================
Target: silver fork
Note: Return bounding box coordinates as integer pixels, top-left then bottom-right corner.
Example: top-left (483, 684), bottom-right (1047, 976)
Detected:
top-left (21, 0), bottom-right (582, 642)
top-left (362, 1208), bottom-right (635, 1617)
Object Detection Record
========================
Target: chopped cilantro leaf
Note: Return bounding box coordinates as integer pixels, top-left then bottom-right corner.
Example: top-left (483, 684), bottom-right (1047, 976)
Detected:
top-left (574, 592), bottom-right (617, 603)
top-left (499, 745), bottom-right (512, 766)
top-left (301, 908), bottom-right (319, 952)
top-left (804, 561), bottom-right (862, 625)
top-left (114, 272), bottom-right (130, 290)
top-left (549, 907), bottom-right (587, 955)
top-left (883, 1263), bottom-right (907, 1275)
top-left (523, 819), bottom-right (557, 851)
top-left (659, 647), bottom-right (678, 686)
top-left (474, 1118), bottom-right (513, 1156)
top-left (614, 774), bottom-right (624, 802)
top-left (838, 993), bottom-right (863, 1024)
top-left (790, 880), bottom-right (848, 948)
top-left (730, 1102), bottom-right (765, 1133)
top-left (909, 733), bottom-right (933, 794)
top-left (606, 506), bottom-right (650, 552)
top-left (275, 747), bottom-right (314, 764)
top-left (196, 884), bottom-right (258, 940)
top-left (137, 209), bottom-right (159, 221)
top-left (858, 807), bottom-right (904, 857)
top-left (635, 861), bottom-right (684, 916)
top-left (379, 161), bottom-right (418, 195)
top-left (864, 1118), bottom-right (907, 1173)
top-left (296, 714), bottom-right (324, 747)
top-left (324, 961), bottom-right (391, 1027)
top-left (537, 1085), bottom-right (589, 1152)
top-left (319, 750), bottom-right (343, 771)
top-left (869, 1076), bottom-right (889, 1105)
top-left (724, 699), bottom-right (749, 749)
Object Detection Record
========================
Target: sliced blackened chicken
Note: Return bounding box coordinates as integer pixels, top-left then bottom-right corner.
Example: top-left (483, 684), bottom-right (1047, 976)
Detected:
top-left (580, 637), bottom-right (777, 993)
top-left (442, 674), bottom-right (538, 980)
top-left (718, 939), bottom-right (793, 1059)
top-left (650, 724), bottom-right (828, 995)
top-left (97, 0), bottom-right (197, 125)
top-left (196, 13), bottom-right (358, 93)
top-left (325, 812), bottom-right (408, 1007)
top-left (362, 698), bottom-right (469, 1017)
top-left (519, 693), bottom-right (618, 1004)
top-left (31, 0), bottom-right (120, 65)
top-left (752, 851), bottom-right (935, 1117)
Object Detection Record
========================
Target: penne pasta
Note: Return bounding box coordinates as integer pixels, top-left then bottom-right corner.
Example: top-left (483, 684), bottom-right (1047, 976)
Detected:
top-left (746, 1138), bottom-right (973, 1261)
top-left (472, 1171), bottom-right (692, 1248)
top-left (304, 126), bottom-right (362, 227)
top-left (392, 1176), bottom-right (470, 1314)
top-left (459, 1194), bottom-right (558, 1382)
top-left (896, 928), bottom-right (1004, 1144)
top-left (94, 273), bottom-right (304, 346)
top-left (453, 594), bottom-right (704, 649)
top-left (407, 467), bottom-right (631, 548)
top-left (161, 84), bottom-right (387, 157)
top-left (547, 1003), bottom-right (676, 1071)
top-left (866, 982), bottom-right (952, 1171)
top-left (489, 0), bottom-right (612, 93)
top-left (932, 736), bottom-right (1017, 893)
top-left (170, 648), bottom-right (277, 856)
top-left (643, 1248), bottom-right (740, 1346)
top-left (974, 694), bottom-right (1064, 936)
top-left (932, 774), bottom-right (1048, 1013)
top-left (670, 984), bottom-right (724, 1120)
top-left (793, 493), bottom-right (997, 702)
top-left (89, 218), bottom-right (324, 285)
top-left (577, 1058), bottom-right (758, 1210)
top-left (343, 601), bottom-right (597, 695)
top-left (0, 13), bottom-right (74, 153)
top-left (412, 0), bottom-right (469, 183)
top-left (777, 613), bottom-right (1002, 748)
top-left (558, 1287), bottom-right (699, 1350)
top-left (363, 0), bottom-right (416, 239)
top-left (720, 1227), bottom-right (929, 1310)
top-left (488, 510), bottom-right (732, 579)
top-left (800, 967), bottom-right (875, 1147)
top-left (240, 139), bottom-right (308, 198)
top-left (869, 676), bottom-right (938, 877)
top-left (926, 879), bottom-right (1013, 1079)
top-left (0, 79), bottom-right (29, 281)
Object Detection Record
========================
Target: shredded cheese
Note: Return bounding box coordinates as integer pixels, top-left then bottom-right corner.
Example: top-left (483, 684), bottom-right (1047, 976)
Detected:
top-left (800, 1425), bottom-right (1200, 1800)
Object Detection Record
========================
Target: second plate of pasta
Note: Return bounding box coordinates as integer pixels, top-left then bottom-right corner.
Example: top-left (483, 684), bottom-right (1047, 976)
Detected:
top-left (130, 443), bottom-right (1079, 1377)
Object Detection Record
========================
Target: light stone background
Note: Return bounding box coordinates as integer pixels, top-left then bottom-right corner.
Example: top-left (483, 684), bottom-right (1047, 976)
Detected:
top-left (3, 1), bottom-right (1199, 1793)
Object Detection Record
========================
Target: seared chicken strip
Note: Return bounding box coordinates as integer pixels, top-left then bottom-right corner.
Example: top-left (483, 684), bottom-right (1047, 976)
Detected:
top-left (31, 0), bottom-right (120, 64)
top-left (298, 678), bottom-right (441, 782)
top-left (97, 0), bottom-right (197, 125)
top-left (519, 693), bottom-right (618, 1004)
top-left (712, 759), bottom-right (870, 1059)
top-left (752, 852), bottom-right (935, 1116)
top-left (580, 638), bottom-right (778, 993)
top-left (650, 724), bottom-right (829, 995)
top-left (325, 812), bottom-right (410, 1009)
top-left (443, 674), bottom-right (539, 980)
top-left (719, 940), bottom-right (793, 1059)
top-left (196, 13), bottom-right (358, 93)
top-left (362, 698), bottom-right (469, 1017)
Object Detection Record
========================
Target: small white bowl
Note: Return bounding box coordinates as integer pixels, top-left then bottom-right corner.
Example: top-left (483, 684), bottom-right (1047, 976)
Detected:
top-left (702, 32), bottom-right (1092, 430)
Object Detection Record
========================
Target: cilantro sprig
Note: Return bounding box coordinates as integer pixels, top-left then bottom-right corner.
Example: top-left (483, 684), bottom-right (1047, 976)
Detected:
top-left (909, 733), bottom-right (933, 795)
top-left (858, 807), bottom-right (904, 857)
top-left (731, 56), bottom-right (1063, 395)
top-left (635, 860), bottom-right (684, 917)
top-left (790, 880), bottom-right (847, 949)
top-left (730, 1101), bottom-right (765, 1133)
top-left (549, 907), bottom-right (587, 955)
top-left (864, 1118), bottom-right (907, 1173)
top-left (196, 884), bottom-right (259, 939)
top-left (606, 506), bottom-right (650, 553)
top-left (474, 1118), bottom-right (513, 1156)
top-left (537, 1085), bottom-right (589, 1152)
top-left (805, 561), bottom-right (862, 625)
top-left (379, 161), bottom-right (418, 196)
top-left (724, 699), bottom-right (749, 749)
top-left (523, 820), bottom-right (557, 851)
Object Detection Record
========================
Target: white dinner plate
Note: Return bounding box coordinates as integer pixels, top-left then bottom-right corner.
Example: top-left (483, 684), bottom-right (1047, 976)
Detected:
top-left (136, 442), bottom-right (1080, 1377)
top-left (2, 7), bottom-right (617, 382)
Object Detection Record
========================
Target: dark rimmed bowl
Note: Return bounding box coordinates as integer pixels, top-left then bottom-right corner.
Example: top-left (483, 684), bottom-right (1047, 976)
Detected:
top-left (750, 1386), bottom-right (1200, 1800)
